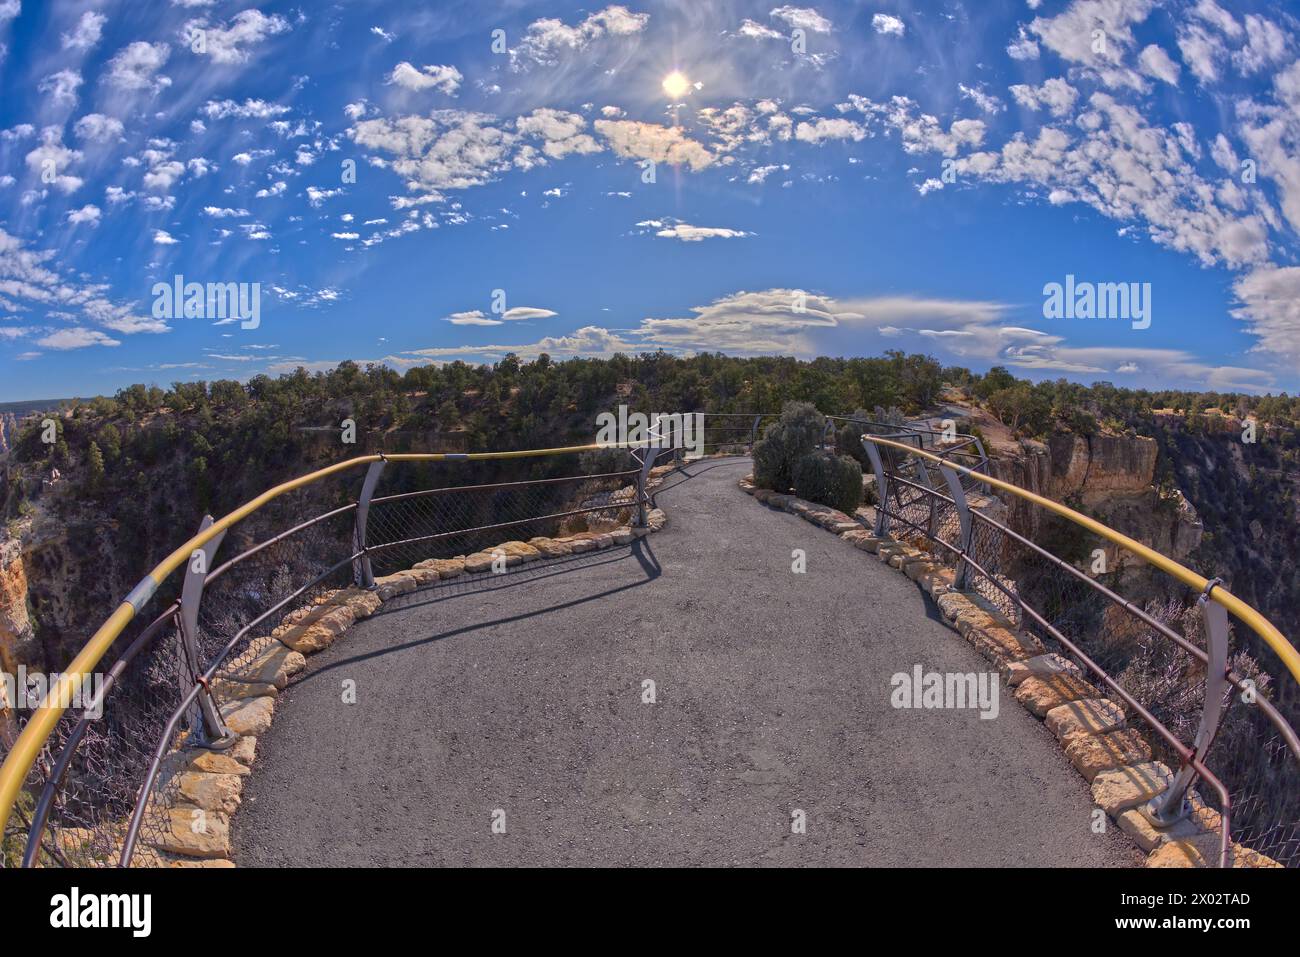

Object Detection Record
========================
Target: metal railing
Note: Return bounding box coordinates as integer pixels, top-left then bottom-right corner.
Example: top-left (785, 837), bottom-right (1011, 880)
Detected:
top-left (0, 441), bottom-right (674, 867)
top-left (862, 430), bottom-right (1300, 868)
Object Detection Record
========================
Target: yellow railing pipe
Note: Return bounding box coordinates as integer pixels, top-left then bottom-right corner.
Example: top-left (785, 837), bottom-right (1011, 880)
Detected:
top-left (864, 433), bottom-right (1300, 688)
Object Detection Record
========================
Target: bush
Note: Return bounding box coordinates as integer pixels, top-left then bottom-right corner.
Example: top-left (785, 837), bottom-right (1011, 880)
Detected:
top-left (835, 408), bottom-right (873, 467)
top-left (752, 401), bottom-right (824, 491)
top-left (794, 450), bottom-right (863, 513)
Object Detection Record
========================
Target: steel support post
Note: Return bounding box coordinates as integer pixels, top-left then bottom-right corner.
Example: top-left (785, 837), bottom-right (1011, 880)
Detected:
top-left (633, 443), bottom-right (657, 527)
top-left (352, 459), bottom-right (386, 588)
top-left (938, 465), bottom-right (974, 590)
top-left (862, 438), bottom-right (889, 538)
top-left (178, 515), bottom-right (237, 750)
top-left (1143, 586), bottom-right (1232, 859)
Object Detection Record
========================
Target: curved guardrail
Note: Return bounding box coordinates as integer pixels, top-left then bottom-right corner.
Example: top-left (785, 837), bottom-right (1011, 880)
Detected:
top-left (0, 442), bottom-right (673, 867)
top-left (862, 431), bottom-right (1300, 868)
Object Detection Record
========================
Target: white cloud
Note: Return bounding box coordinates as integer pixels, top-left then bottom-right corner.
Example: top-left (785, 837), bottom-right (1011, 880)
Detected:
top-left (1176, 24), bottom-right (1225, 85)
top-left (594, 119), bottom-right (714, 169)
top-left (371, 26), bottom-right (394, 42)
top-left (641, 220), bottom-right (750, 241)
top-left (795, 116), bottom-right (866, 143)
top-left (1231, 266), bottom-right (1300, 364)
top-left (739, 19), bottom-right (783, 41)
top-left (24, 128), bottom-right (83, 193)
top-left (771, 6), bottom-right (833, 34)
top-left (38, 69), bottom-right (83, 105)
top-left (1007, 26), bottom-right (1040, 60)
top-left (511, 5), bottom-right (650, 69)
top-left (1029, 0), bottom-right (1156, 91)
top-left (65, 204), bottom-right (100, 225)
top-left (73, 113), bottom-right (125, 142)
top-left (153, 229), bottom-right (179, 244)
top-left (37, 328), bottom-right (120, 350)
top-left (959, 83), bottom-right (1004, 114)
top-left (62, 11), bottom-right (106, 51)
top-left (201, 98), bottom-right (290, 120)
top-left (871, 13), bottom-right (905, 37)
top-left (444, 306), bottom-right (556, 325)
top-left (1233, 16), bottom-right (1288, 76)
top-left (1138, 44), bottom-right (1180, 85)
top-left (184, 9), bottom-right (290, 64)
top-left (515, 108), bottom-right (601, 158)
top-left (104, 41), bottom-right (171, 92)
top-left (386, 62), bottom-right (463, 95)
top-left (1008, 78), bottom-right (1078, 117)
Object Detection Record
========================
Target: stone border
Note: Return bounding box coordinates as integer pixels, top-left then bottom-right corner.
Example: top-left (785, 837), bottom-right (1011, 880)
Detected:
top-left (738, 474), bottom-right (1281, 869)
top-left (107, 471), bottom-right (675, 868)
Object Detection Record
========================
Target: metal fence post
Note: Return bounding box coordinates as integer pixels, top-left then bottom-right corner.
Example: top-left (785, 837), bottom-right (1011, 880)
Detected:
top-left (1143, 583), bottom-right (1232, 859)
top-left (750, 414), bottom-right (761, 451)
top-left (862, 438), bottom-right (889, 538)
top-left (937, 465), bottom-right (974, 590)
top-left (353, 458), bottom-right (387, 588)
top-left (178, 516), bottom-right (237, 750)
top-left (633, 443), bottom-right (657, 527)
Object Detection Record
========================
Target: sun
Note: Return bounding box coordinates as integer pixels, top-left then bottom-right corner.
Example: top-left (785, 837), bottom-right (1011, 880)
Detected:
top-left (662, 70), bottom-right (691, 99)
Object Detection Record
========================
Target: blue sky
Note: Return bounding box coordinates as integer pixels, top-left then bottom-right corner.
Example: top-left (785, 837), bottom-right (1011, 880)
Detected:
top-left (2, 0), bottom-right (1299, 402)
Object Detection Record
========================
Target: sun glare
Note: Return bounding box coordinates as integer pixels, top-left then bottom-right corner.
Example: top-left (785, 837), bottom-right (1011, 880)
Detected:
top-left (662, 70), bottom-right (691, 99)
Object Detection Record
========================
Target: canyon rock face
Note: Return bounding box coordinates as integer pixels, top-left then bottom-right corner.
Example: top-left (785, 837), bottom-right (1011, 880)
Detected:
top-left (0, 413), bottom-right (17, 456)
top-left (0, 535), bottom-right (36, 670)
top-left (982, 432), bottom-right (1202, 594)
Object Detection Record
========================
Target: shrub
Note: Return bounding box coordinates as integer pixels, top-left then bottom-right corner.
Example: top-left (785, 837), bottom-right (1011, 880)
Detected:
top-left (835, 408), bottom-right (873, 467)
top-left (752, 401), bottom-right (824, 491)
top-left (794, 449), bottom-right (863, 514)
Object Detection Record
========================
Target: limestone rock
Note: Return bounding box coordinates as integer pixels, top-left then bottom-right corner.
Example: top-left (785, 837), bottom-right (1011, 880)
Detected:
top-left (1116, 808), bottom-right (1209, 852)
top-left (611, 528), bottom-right (634, 545)
top-left (177, 771), bottom-right (243, 815)
top-left (1146, 835), bottom-right (1281, 869)
top-left (176, 748), bottom-right (250, 777)
top-left (936, 592), bottom-right (976, 622)
top-left (1045, 698), bottom-right (1126, 740)
top-left (1064, 728), bottom-right (1152, 780)
top-left (211, 676), bottom-right (277, 701)
top-left (498, 540), bottom-right (543, 562)
top-left (1004, 653), bottom-right (1079, 686)
top-left (148, 804), bottom-right (230, 859)
top-left (529, 537), bottom-right (573, 558)
top-left (274, 603), bottom-right (355, 653)
top-left (970, 625), bottom-right (1045, 665)
top-left (1013, 673), bottom-right (1099, 717)
top-left (415, 556), bottom-right (466, 578)
top-left (228, 734), bottom-right (257, 766)
top-left (904, 560), bottom-right (941, 581)
top-left (233, 640), bottom-right (305, 690)
top-left (219, 695), bottom-right (274, 736)
top-left (329, 586), bottom-right (383, 620)
top-left (1091, 762), bottom-right (1173, 814)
